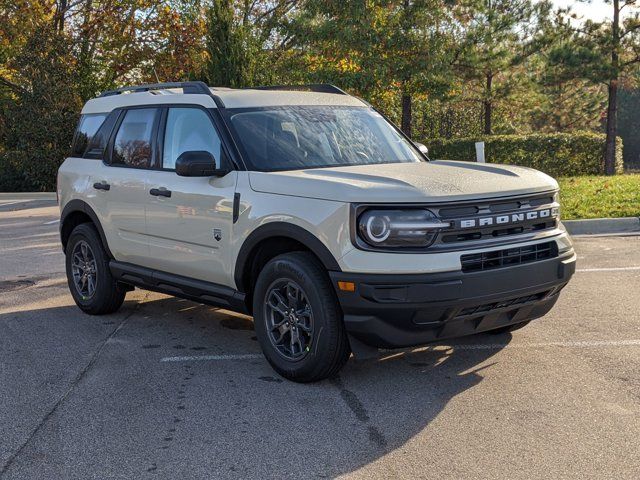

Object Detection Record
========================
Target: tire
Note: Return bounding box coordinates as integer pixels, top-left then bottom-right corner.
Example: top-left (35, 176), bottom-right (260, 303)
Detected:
top-left (65, 223), bottom-right (126, 315)
top-left (487, 320), bottom-right (531, 335)
top-left (253, 252), bottom-right (351, 383)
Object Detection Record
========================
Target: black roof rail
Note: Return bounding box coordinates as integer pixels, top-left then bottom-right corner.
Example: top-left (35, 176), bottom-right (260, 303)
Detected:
top-left (248, 84), bottom-right (348, 95)
top-left (99, 81), bottom-right (211, 98)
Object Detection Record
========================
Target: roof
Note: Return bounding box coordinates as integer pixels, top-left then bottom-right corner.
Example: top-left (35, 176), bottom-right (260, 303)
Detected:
top-left (81, 84), bottom-right (368, 115)
top-left (215, 89), bottom-right (366, 109)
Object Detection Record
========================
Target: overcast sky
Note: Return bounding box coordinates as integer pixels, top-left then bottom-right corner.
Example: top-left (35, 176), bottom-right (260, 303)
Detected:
top-left (551, 0), bottom-right (624, 21)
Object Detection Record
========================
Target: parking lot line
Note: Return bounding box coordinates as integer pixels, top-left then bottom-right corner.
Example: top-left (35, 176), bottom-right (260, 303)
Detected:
top-left (160, 353), bottom-right (264, 362)
top-left (159, 340), bottom-right (640, 363)
top-left (424, 339), bottom-right (640, 350)
top-left (576, 266), bottom-right (640, 272)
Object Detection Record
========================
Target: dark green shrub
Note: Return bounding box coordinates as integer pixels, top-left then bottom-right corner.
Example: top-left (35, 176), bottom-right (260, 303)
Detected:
top-left (425, 132), bottom-right (624, 177)
top-left (0, 152), bottom-right (31, 192)
top-left (0, 28), bottom-right (81, 192)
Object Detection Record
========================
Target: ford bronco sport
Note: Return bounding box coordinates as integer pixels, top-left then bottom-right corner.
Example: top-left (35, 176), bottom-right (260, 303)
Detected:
top-left (58, 81), bottom-right (576, 382)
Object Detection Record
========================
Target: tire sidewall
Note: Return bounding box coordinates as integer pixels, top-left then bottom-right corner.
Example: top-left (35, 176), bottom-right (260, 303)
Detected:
top-left (253, 254), bottom-right (343, 381)
top-left (65, 224), bottom-right (112, 311)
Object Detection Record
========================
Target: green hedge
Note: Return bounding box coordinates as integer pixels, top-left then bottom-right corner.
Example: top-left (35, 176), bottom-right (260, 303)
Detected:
top-left (0, 152), bottom-right (29, 192)
top-left (425, 132), bottom-right (624, 177)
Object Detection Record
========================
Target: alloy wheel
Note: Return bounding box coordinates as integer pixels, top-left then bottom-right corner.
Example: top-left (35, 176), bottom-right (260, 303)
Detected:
top-left (71, 240), bottom-right (98, 299)
top-left (264, 279), bottom-right (314, 361)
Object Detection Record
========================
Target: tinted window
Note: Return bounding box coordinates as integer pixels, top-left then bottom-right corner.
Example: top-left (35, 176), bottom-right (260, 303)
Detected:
top-left (111, 108), bottom-right (157, 168)
top-left (71, 114), bottom-right (107, 157)
top-left (84, 110), bottom-right (119, 159)
top-left (225, 106), bottom-right (422, 171)
top-left (163, 108), bottom-right (222, 170)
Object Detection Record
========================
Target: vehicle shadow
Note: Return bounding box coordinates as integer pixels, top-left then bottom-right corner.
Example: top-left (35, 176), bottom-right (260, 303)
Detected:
top-left (0, 294), bottom-right (510, 479)
top-left (126, 296), bottom-right (511, 478)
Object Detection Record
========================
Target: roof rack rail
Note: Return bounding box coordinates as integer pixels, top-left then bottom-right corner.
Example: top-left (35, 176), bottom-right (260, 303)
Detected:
top-left (99, 81), bottom-right (211, 98)
top-left (249, 84), bottom-right (348, 95)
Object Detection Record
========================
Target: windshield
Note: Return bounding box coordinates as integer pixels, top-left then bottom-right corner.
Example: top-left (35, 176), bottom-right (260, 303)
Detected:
top-left (224, 106), bottom-right (423, 171)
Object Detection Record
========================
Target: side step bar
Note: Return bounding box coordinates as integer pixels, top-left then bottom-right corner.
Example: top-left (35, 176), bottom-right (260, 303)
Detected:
top-left (110, 261), bottom-right (248, 314)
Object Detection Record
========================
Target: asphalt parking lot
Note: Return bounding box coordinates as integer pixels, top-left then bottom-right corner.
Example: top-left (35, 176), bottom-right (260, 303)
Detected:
top-left (1, 194), bottom-right (639, 480)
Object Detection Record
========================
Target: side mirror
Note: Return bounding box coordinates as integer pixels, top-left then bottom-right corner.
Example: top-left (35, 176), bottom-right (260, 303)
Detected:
top-left (175, 151), bottom-right (221, 177)
top-left (415, 143), bottom-right (429, 156)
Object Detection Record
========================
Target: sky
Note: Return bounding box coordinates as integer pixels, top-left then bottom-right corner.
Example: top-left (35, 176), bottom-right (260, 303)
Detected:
top-left (551, 0), bottom-right (628, 22)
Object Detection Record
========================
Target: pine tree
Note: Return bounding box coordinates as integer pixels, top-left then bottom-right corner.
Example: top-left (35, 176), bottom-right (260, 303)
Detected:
top-left (455, 0), bottom-right (552, 135)
top-left (550, 0), bottom-right (640, 174)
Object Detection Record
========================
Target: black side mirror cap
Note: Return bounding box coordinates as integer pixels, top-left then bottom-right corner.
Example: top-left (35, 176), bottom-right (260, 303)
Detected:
top-left (175, 151), bottom-right (225, 177)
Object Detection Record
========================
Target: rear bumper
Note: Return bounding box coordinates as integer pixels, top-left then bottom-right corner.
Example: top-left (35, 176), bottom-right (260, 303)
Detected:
top-left (329, 251), bottom-right (576, 348)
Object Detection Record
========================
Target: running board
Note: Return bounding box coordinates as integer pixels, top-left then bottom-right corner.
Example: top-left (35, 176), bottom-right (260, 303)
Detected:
top-left (110, 261), bottom-right (248, 313)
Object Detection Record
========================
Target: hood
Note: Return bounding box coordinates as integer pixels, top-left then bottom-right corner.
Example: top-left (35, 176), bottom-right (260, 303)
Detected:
top-left (248, 160), bottom-right (558, 204)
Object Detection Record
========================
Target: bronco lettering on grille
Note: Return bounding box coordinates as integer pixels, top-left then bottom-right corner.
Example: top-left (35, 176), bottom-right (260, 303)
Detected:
top-left (456, 207), bottom-right (558, 229)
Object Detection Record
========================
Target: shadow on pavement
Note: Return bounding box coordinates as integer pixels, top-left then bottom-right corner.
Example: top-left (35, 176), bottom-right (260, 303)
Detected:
top-left (0, 294), bottom-right (510, 479)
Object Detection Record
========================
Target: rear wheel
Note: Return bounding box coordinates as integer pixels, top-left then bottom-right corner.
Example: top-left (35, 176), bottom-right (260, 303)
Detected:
top-left (253, 252), bottom-right (350, 382)
top-left (65, 223), bottom-right (126, 315)
top-left (488, 320), bottom-right (531, 335)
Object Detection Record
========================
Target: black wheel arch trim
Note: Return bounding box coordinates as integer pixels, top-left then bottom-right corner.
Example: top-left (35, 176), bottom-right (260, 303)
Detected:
top-left (60, 199), bottom-right (114, 258)
top-left (234, 222), bottom-right (342, 292)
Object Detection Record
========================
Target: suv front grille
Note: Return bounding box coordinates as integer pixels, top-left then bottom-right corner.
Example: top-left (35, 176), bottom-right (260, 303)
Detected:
top-left (440, 220), bottom-right (555, 244)
top-left (428, 192), bottom-right (560, 250)
top-left (460, 241), bottom-right (557, 273)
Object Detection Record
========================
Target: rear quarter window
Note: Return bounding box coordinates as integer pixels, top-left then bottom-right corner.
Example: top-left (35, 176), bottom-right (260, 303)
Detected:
top-left (71, 114), bottom-right (107, 157)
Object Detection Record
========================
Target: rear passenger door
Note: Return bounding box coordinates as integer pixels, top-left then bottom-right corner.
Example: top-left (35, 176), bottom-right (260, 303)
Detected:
top-left (144, 106), bottom-right (238, 287)
top-left (99, 107), bottom-right (160, 265)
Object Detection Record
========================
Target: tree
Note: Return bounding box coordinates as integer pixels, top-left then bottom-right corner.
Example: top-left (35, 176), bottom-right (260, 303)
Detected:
top-left (528, 12), bottom-right (607, 132)
top-left (287, 0), bottom-right (457, 137)
top-left (551, 1), bottom-right (640, 174)
top-left (201, 0), bottom-right (298, 87)
top-left (456, 0), bottom-right (552, 135)
top-left (0, 0), bottom-right (199, 191)
top-left (1, 28), bottom-right (82, 190)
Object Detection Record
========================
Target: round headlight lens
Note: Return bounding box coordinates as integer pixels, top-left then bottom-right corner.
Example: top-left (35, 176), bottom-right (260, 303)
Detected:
top-left (357, 209), bottom-right (448, 248)
top-left (365, 214), bottom-right (391, 243)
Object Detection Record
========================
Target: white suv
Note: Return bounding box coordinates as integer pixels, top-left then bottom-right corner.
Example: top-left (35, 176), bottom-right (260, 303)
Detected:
top-left (58, 82), bottom-right (576, 382)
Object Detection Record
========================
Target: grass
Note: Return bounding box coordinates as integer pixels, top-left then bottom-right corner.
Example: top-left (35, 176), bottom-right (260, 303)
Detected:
top-left (558, 174), bottom-right (640, 220)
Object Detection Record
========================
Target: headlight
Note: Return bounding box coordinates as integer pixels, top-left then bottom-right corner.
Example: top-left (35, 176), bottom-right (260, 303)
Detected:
top-left (357, 209), bottom-right (450, 248)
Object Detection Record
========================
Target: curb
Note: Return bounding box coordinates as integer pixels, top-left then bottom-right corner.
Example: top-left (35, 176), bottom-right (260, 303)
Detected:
top-left (563, 217), bottom-right (640, 235)
top-left (0, 192), bottom-right (57, 200)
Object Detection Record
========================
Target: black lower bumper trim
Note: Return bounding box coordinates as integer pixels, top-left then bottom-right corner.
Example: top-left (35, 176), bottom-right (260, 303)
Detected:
top-left (330, 251), bottom-right (576, 348)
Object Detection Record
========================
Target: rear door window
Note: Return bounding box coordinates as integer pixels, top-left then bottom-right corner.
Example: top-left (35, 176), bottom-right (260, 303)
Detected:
top-left (83, 110), bottom-right (120, 159)
top-left (71, 114), bottom-right (107, 157)
top-left (110, 108), bottom-right (158, 168)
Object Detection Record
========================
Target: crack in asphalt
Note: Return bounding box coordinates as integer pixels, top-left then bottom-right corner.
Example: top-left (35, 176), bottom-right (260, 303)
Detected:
top-left (0, 292), bottom-right (150, 478)
top-left (331, 376), bottom-right (388, 448)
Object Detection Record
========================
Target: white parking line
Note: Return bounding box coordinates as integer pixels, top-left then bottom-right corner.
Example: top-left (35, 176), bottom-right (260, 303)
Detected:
top-left (160, 340), bottom-right (640, 363)
top-left (43, 219), bottom-right (60, 225)
top-left (426, 339), bottom-right (640, 350)
top-left (161, 353), bottom-right (263, 362)
top-left (576, 266), bottom-right (640, 272)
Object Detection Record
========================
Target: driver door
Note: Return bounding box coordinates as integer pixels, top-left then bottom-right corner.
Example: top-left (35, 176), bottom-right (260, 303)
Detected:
top-left (144, 106), bottom-right (237, 287)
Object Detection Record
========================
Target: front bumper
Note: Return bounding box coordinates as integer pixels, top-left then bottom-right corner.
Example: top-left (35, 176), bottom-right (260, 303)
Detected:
top-left (329, 250), bottom-right (576, 348)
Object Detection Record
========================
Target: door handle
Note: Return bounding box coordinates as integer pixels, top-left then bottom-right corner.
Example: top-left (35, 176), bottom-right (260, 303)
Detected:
top-left (150, 187), bottom-right (171, 198)
top-left (93, 182), bottom-right (110, 191)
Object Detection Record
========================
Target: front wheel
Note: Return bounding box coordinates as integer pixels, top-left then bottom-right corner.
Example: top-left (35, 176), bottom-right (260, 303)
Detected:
top-left (253, 252), bottom-right (351, 383)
